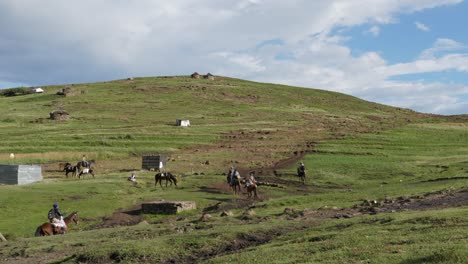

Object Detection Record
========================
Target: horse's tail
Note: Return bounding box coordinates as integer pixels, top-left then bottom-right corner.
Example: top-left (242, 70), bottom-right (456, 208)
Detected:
top-left (35, 226), bottom-right (42, 237)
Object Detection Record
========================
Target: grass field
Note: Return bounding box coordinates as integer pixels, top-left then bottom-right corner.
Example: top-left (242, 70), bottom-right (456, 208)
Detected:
top-left (0, 76), bottom-right (467, 263)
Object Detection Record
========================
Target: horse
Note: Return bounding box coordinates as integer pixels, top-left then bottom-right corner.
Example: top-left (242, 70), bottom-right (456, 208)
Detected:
top-left (76, 160), bottom-right (95, 172)
top-left (78, 167), bottom-right (95, 179)
top-left (35, 211), bottom-right (79, 236)
top-left (63, 165), bottom-right (77, 178)
top-left (227, 174), bottom-right (242, 195)
top-left (246, 184), bottom-right (258, 199)
top-left (154, 172), bottom-right (178, 188)
top-left (297, 167), bottom-right (306, 184)
top-left (58, 162), bottom-right (71, 171)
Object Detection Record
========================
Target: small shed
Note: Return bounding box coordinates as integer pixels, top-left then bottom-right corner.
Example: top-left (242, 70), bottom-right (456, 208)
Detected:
top-left (32, 87), bottom-right (44, 93)
top-left (50, 110), bottom-right (70, 121)
top-left (0, 165), bottom-right (42, 185)
top-left (142, 154), bottom-right (166, 171)
top-left (176, 119), bottom-right (191, 127)
top-left (190, 72), bottom-right (200, 79)
top-left (203, 73), bottom-right (215, 80)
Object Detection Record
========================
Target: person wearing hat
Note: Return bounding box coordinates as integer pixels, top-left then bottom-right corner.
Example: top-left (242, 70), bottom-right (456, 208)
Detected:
top-left (48, 203), bottom-right (66, 234)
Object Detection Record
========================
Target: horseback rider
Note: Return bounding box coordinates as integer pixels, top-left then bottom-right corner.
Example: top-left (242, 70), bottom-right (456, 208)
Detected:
top-left (246, 172), bottom-right (257, 188)
top-left (48, 203), bottom-right (66, 234)
top-left (298, 162), bottom-right (306, 176)
top-left (82, 154), bottom-right (89, 168)
top-left (228, 166), bottom-right (240, 186)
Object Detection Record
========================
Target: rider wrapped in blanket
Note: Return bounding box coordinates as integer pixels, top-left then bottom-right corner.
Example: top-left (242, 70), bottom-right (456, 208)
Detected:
top-left (228, 166), bottom-right (240, 186)
top-left (246, 172), bottom-right (257, 187)
top-left (48, 203), bottom-right (66, 233)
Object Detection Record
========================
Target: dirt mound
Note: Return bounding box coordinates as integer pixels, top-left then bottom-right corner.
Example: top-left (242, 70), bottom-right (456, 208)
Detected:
top-left (90, 207), bottom-right (144, 229)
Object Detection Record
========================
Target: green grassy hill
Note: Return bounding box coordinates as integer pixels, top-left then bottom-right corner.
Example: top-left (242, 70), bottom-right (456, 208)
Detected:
top-left (0, 76), bottom-right (467, 263)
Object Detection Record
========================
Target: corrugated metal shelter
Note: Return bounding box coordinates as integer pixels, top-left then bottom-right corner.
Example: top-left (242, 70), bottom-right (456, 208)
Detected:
top-left (0, 165), bottom-right (42, 185)
top-left (141, 155), bottom-right (166, 171)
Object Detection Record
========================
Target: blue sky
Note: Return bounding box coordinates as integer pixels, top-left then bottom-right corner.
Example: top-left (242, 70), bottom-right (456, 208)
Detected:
top-left (0, 0), bottom-right (467, 115)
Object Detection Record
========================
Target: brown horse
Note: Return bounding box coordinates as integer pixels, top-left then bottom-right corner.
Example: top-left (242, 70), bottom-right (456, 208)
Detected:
top-left (246, 184), bottom-right (258, 198)
top-left (35, 211), bottom-right (79, 236)
top-left (155, 172), bottom-right (178, 188)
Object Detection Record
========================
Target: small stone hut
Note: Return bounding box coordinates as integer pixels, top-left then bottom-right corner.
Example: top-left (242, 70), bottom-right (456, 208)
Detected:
top-left (50, 110), bottom-right (70, 121)
top-left (57, 87), bottom-right (80, 97)
top-left (0, 165), bottom-right (42, 185)
top-left (203, 73), bottom-right (215, 80)
top-left (191, 72), bottom-right (200, 79)
top-left (142, 201), bottom-right (197, 214)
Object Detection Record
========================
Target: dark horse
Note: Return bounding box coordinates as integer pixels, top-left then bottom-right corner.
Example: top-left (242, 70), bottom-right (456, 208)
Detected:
top-left (35, 211), bottom-right (79, 236)
top-left (78, 168), bottom-right (95, 179)
top-left (155, 172), bottom-right (178, 188)
top-left (76, 160), bottom-right (95, 172)
top-left (227, 175), bottom-right (242, 195)
top-left (297, 167), bottom-right (306, 184)
top-left (63, 164), bottom-right (77, 178)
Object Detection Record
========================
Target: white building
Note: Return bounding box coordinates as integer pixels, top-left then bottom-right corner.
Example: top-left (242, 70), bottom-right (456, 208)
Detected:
top-left (176, 119), bottom-right (191, 127)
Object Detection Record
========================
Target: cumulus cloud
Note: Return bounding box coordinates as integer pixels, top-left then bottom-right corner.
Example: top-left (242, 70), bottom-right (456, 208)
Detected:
top-left (0, 0), bottom-right (466, 114)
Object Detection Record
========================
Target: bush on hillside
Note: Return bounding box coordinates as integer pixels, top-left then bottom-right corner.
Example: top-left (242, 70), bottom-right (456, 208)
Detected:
top-left (1, 87), bottom-right (31, 97)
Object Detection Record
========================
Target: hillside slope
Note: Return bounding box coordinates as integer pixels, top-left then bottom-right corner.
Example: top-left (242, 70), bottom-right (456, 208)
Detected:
top-left (1, 76), bottom-right (466, 264)
top-left (0, 75), bottom-right (429, 172)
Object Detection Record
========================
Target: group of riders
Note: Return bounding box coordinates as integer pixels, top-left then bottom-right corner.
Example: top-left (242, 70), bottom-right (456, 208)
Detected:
top-left (227, 161), bottom-right (306, 192)
top-left (227, 166), bottom-right (257, 188)
top-left (46, 159), bottom-right (306, 235)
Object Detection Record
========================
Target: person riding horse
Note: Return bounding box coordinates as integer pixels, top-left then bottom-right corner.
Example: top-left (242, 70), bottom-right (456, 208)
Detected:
top-left (48, 203), bottom-right (66, 234)
top-left (246, 172), bottom-right (257, 188)
top-left (297, 162), bottom-right (306, 183)
top-left (227, 166), bottom-right (240, 186)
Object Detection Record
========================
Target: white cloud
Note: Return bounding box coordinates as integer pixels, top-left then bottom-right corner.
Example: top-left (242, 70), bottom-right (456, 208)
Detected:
top-left (419, 38), bottom-right (467, 59)
top-left (365, 26), bottom-right (381, 36)
top-left (0, 0), bottom-right (466, 114)
top-left (415, 21), bottom-right (430, 31)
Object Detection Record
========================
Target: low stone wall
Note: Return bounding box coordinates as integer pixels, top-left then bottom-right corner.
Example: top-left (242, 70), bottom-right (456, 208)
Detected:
top-left (0, 165), bottom-right (42, 185)
top-left (142, 201), bottom-right (196, 214)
